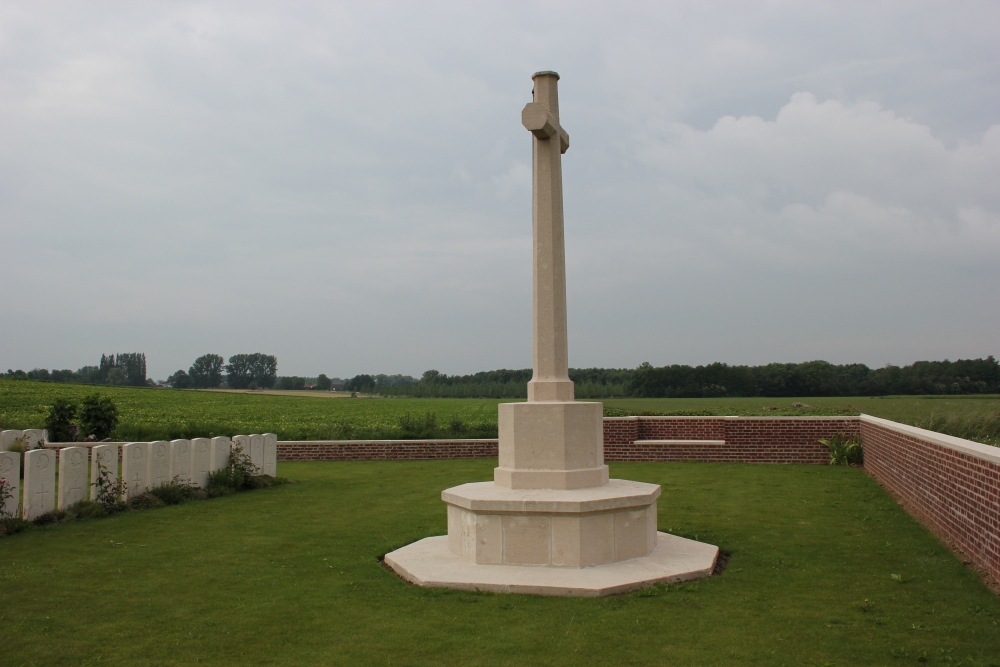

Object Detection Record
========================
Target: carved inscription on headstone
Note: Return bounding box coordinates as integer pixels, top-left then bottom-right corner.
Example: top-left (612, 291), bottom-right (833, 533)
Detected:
top-left (210, 437), bottom-right (231, 472)
top-left (22, 429), bottom-right (46, 449)
top-left (191, 438), bottom-right (211, 488)
top-left (121, 442), bottom-right (149, 499)
top-left (23, 449), bottom-right (55, 520)
top-left (262, 433), bottom-right (277, 477)
top-left (170, 440), bottom-right (192, 485)
top-left (89, 444), bottom-right (119, 501)
top-left (0, 451), bottom-right (21, 517)
top-left (147, 441), bottom-right (170, 489)
top-left (232, 435), bottom-right (250, 460)
top-left (58, 446), bottom-right (89, 508)
top-left (248, 434), bottom-right (264, 474)
top-left (1, 430), bottom-right (24, 452)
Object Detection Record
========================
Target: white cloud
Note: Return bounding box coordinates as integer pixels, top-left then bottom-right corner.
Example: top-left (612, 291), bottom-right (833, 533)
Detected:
top-left (0, 1), bottom-right (998, 376)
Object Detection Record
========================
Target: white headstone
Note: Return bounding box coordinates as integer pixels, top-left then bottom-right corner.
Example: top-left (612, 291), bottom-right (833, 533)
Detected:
top-left (0, 451), bottom-right (20, 518)
top-left (248, 434), bottom-right (265, 474)
top-left (262, 433), bottom-right (278, 477)
top-left (1, 430), bottom-right (24, 451)
top-left (22, 429), bottom-right (47, 449)
top-left (147, 441), bottom-right (170, 489)
top-left (191, 438), bottom-right (211, 488)
top-left (89, 444), bottom-right (120, 501)
top-left (121, 442), bottom-right (149, 499)
top-left (58, 446), bottom-right (89, 508)
top-left (210, 437), bottom-right (231, 472)
top-left (23, 448), bottom-right (55, 520)
top-left (232, 435), bottom-right (250, 458)
top-left (170, 439), bottom-right (192, 485)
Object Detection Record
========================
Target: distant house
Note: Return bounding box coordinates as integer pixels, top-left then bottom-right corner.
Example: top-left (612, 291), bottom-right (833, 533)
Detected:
top-left (304, 383), bottom-right (317, 390)
top-left (331, 383), bottom-right (344, 391)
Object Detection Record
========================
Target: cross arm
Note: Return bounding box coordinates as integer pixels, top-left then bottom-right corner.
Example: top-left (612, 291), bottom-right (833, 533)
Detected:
top-left (522, 102), bottom-right (570, 154)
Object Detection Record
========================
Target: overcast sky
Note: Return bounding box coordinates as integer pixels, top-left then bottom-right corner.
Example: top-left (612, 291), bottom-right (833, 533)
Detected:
top-left (2, 1), bottom-right (998, 380)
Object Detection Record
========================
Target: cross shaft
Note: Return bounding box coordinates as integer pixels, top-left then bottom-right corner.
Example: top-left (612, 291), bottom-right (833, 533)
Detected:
top-left (522, 71), bottom-right (574, 402)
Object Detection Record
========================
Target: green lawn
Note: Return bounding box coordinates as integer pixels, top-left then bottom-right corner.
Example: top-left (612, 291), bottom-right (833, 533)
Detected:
top-left (2, 460), bottom-right (998, 666)
top-left (1, 379), bottom-right (998, 444)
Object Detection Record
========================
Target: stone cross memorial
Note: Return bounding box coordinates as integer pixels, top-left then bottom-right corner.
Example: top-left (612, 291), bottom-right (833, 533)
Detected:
top-left (385, 72), bottom-right (719, 596)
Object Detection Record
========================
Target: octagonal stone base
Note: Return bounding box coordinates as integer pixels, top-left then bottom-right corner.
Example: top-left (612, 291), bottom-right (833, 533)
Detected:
top-left (384, 532), bottom-right (719, 597)
top-left (443, 480), bottom-right (661, 567)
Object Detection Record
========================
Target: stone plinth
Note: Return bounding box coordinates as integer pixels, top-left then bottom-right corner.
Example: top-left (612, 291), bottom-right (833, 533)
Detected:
top-left (444, 480), bottom-right (658, 567)
top-left (385, 532), bottom-right (717, 598)
top-left (494, 401), bottom-right (609, 490)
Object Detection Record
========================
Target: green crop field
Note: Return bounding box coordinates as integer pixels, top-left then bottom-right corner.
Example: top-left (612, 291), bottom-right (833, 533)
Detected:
top-left (1, 379), bottom-right (998, 444)
top-left (1, 460), bottom-right (998, 666)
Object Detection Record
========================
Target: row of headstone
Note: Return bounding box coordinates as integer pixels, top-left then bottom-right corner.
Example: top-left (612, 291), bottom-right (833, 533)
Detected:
top-left (0, 429), bottom-right (47, 451)
top-left (0, 433), bottom-right (278, 521)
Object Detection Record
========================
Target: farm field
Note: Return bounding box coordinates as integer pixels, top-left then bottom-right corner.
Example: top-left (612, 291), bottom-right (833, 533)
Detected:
top-left (1, 379), bottom-right (998, 444)
top-left (1, 460), bottom-right (998, 666)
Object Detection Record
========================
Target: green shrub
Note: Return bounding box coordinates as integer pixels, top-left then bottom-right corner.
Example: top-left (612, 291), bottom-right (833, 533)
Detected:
top-left (148, 481), bottom-right (197, 505)
top-left (448, 417), bottom-right (467, 436)
top-left (399, 412), bottom-right (438, 438)
top-left (45, 398), bottom-right (78, 442)
top-left (33, 509), bottom-right (69, 525)
top-left (128, 493), bottom-right (165, 510)
top-left (206, 444), bottom-right (266, 493)
top-left (65, 500), bottom-right (109, 520)
top-left (0, 517), bottom-right (32, 536)
top-left (819, 434), bottom-right (863, 465)
top-left (5, 437), bottom-right (28, 454)
top-left (79, 393), bottom-right (119, 440)
top-left (91, 461), bottom-right (127, 511)
top-left (0, 477), bottom-right (17, 518)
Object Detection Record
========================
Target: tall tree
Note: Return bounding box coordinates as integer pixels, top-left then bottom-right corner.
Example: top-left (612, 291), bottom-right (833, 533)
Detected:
top-left (227, 353), bottom-right (277, 389)
top-left (189, 354), bottom-right (225, 389)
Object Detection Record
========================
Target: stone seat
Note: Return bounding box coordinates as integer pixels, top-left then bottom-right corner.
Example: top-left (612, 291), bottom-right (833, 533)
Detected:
top-left (632, 439), bottom-right (725, 446)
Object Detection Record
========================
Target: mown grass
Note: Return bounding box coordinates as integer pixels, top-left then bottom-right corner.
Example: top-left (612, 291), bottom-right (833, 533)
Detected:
top-left (2, 379), bottom-right (998, 445)
top-left (0, 460), bottom-right (998, 666)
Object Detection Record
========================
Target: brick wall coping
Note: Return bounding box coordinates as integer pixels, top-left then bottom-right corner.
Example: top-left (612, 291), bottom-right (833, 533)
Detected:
top-left (604, 415), bottom-right (862, 421)
top-left (278, 438), bottom-right (498, 446)
top-left (861, 414), bottom-right (1000, 466)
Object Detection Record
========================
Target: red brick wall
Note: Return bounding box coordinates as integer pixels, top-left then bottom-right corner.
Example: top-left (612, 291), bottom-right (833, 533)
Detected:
top-left (277, 417), bottom-right (859, 464)
top-left (601, 416), bottom-right (857, 463)
top-left (861, 415), bottom-right (1000, 583)
top-left (278, 439), bottom-right (498, 461)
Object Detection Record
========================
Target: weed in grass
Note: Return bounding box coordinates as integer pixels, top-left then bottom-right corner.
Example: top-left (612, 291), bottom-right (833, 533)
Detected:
top-left (819, 433), bottom-right (863, 465)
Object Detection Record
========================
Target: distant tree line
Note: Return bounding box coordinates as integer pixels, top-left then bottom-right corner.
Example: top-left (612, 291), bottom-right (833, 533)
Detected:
top-left (3, 353), bottom-right (148, 387)
top-left (168, 353), bottom-right (278, 390)
top-left (343, 357), bottom-right (1000, 398)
